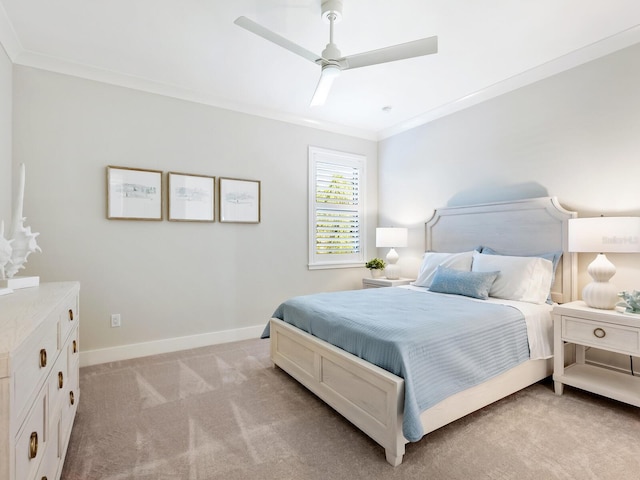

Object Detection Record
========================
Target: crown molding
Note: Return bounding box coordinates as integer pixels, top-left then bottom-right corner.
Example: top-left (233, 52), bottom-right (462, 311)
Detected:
top-left (0, 2), bottom-right (22, 60)
top-left (1, 9), bottom-right (638, 143)
top-left (10, 49), bottom-right (378, 141)
top-left (378, 25), bottom-right (640, 140)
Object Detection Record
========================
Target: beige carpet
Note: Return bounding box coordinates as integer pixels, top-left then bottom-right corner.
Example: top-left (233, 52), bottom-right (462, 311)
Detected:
top-left (61, 338), bottom-right (640, 480)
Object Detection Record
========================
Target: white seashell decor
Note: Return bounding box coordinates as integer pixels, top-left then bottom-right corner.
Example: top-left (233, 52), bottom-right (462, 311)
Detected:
top-left (0, 221), bottom-right (13, 279)
top-left (0, 163), bottom-right (41, 280)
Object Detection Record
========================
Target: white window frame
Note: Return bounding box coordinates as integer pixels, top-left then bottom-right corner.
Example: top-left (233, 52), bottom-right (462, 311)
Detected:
top-left (308, 146), bottom-right (366, 269)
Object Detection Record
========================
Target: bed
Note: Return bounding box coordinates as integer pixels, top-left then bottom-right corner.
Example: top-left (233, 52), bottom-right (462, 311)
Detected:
top-left (268, 197), bottom-right (577, 466)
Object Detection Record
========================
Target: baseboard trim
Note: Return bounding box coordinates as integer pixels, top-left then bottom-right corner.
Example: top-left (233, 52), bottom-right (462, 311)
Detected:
top-left (79, 324), bottom-right (266, 367)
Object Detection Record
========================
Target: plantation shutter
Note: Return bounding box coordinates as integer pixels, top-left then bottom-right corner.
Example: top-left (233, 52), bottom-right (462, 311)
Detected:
top-left (309, 146), bottom-right (366, 268)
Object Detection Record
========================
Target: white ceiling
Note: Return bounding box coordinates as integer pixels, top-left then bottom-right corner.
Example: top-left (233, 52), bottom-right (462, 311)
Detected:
top-left (1, 1), bottom-right (640, 140)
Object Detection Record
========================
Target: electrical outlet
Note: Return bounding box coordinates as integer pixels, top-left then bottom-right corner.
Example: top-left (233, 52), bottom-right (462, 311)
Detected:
top-left (110, 313), bottom-right (121, 328)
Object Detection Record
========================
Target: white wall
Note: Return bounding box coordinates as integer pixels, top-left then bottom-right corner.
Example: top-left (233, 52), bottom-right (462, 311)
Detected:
top-left (0, 44), bottom-right (10, 222)
top-left (379, 43), bottom-right (640, 294)
top-left (12, 66), bottom-right (377, 363)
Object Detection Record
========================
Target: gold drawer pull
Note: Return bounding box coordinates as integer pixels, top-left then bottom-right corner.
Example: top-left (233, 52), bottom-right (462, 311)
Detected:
top-left (73, 340), bottom-right (78, 353)
top-left (29, 432), bottom-right (38, 459)
top-left (39, 349), bottom-right (47, 368)
top-left (70, 391), bottom-right (75, 405)
top-left (593, 327), bottom-right (606, 339)
top-left (69, 308), bottom-right (74, 321)
top-left (58, 371), bottom-right (64, 389)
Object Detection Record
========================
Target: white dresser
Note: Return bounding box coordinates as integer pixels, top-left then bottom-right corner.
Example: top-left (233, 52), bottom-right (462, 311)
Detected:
top-left (0, 282), bottom-right (80, 480)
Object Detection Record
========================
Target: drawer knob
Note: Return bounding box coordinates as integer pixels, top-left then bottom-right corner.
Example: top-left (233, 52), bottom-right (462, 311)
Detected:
top-left (593, 327), bottom-right (606, 339)
top-left (58, 371), bottom-right (64, 389)
top-left (73, 340), bottom-right (78, 353)
top-left (29, 431), bottom-right (38, 459)
top-left (39, 349), bottom-right (47, 368)
top-left (69, 308), bottom-right (74, 321)
top-left (70, 391), bottom-right (75, 405)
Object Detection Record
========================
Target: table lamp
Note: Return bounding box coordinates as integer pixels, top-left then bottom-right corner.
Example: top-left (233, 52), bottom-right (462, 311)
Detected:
top-left (376, 227), bottom-right (408, 280)
top-left (568, 217), bottom-right (640, 309)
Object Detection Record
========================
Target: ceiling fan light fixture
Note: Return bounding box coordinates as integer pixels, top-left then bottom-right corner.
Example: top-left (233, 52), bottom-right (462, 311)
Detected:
top-left (310, 64), bottom-right (341, 107)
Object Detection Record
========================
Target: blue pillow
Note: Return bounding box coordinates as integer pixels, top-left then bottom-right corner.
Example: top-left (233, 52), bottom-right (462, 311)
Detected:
top-left (429, 266), bottom-right (499, 300)
top-left (480, 246), bottom-right (562, 303)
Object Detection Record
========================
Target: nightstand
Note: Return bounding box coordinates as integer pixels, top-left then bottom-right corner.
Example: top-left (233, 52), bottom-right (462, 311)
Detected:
top-left (552, 301), bottom-right (640, 407)
top-left (362, 277), bottom-right (414, 289)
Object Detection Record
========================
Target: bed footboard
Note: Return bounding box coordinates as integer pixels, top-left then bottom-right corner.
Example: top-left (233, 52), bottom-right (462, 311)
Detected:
top-left (269, 318), bottom-right (407, 466)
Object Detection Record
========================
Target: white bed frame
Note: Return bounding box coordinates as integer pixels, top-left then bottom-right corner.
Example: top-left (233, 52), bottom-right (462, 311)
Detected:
top-left (270, 197), bottom-right (577, 466)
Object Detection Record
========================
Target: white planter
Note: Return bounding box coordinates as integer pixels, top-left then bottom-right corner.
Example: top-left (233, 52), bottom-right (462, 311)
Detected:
top-left (370, 269), bottom-right (383, 278)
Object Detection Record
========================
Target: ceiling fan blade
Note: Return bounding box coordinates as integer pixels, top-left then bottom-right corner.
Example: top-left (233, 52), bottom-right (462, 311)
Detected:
top-left (310, 65), bottom-right (341, 107)
top-left (234, 16), bottom-right (321, 64)
top-left (340, 36), bottom-right (438, 70)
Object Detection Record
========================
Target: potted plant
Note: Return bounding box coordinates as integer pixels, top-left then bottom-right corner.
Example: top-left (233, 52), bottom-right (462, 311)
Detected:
top-left (365, 258), bottom-right (386, 278)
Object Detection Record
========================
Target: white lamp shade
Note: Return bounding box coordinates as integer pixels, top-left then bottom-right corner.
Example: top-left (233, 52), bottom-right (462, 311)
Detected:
top-left (568, 217), bottom-right (640, 253)
top-left (376, 227), bottom-right (408, 248)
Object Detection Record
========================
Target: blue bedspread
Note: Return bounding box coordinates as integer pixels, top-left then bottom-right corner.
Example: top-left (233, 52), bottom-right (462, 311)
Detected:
top-left (267, 287), bottom-right (530, 442)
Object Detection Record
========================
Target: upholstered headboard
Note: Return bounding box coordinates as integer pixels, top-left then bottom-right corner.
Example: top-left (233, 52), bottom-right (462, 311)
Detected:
top-left (425, 196), bottom-right (577, 304)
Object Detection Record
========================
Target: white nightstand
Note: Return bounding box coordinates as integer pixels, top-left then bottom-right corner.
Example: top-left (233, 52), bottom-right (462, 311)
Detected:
top-left (552, 301), bottom-right (640, 407)
top-left (362, 277), bottom-right (414, 289)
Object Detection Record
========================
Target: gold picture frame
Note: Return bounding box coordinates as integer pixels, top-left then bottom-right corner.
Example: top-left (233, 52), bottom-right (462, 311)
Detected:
top-left (106, 166), bottom-right (163, 220)
top-left (167, 172), bottom-right (215, 222)
top-left (218, 177), bottom-right (261, 223)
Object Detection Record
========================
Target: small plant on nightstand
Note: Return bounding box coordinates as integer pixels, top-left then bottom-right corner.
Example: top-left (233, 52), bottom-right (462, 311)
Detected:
top-left (365, 258), bottom-right (386, 278)
top-left (617, 290), bottom-right (640, 314)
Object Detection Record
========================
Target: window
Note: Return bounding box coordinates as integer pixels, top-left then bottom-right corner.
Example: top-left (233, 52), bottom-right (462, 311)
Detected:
top-left (308, 146), bottom-right (366, 269)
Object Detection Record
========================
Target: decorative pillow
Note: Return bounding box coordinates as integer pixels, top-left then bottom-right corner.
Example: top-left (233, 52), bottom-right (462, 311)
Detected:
top-left (429, 266), bottom-right (499, 300)
top-left (480, 247), bottom-right (562, 304)
top-left (471, 251), bottom-right (553, 304)
top-left (412, 251), bottom-right (475, 288)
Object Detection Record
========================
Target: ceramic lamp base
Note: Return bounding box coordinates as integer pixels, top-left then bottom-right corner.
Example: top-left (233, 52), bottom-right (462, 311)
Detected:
top-left (583, 254), bottom-right (617, 309)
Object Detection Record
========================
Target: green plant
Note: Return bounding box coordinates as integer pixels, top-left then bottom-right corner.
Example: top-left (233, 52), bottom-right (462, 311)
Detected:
top-left (617, 290), bottom-right (640, 313)
top-left (365, 258), bottom-right (386, 270)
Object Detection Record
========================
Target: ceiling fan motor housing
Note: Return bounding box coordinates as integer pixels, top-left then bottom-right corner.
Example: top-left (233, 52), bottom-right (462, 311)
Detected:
top-left (321, 0), bottom-right (343, 23)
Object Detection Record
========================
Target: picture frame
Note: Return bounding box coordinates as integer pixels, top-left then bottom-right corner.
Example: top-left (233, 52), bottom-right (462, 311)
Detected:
top-left (219, 177), bottom-right (261, 223)
top-left (107, 166), bottom-right (163, 220)
top-left (168, 172), bottom-right (215, 222)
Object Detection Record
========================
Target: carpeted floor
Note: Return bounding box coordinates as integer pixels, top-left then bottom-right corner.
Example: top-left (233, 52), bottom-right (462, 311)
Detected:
top-left (61, 338), bottom-right (640, 480)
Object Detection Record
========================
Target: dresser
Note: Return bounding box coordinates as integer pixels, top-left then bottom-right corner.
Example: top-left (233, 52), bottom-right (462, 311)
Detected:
top-left (0, 282), bottom-right (80, 480)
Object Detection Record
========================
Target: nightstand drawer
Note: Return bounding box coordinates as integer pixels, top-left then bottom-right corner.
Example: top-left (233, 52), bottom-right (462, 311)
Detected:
top-left (562, 316), bottom-right (640, 355)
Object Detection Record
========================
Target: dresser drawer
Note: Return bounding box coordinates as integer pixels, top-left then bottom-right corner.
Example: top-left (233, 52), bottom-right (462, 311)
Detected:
top-left (60, 361), bottom-right (79, 452)
top-left (13, 319), bottom-right (59, 426)
top-left (35, 414), bottom-right (60, 480)
top-left (67, 325), bottom-right (80, 370)
top-left (48, 344), bottom-right (68, 415)
top-left (562, 316), bottom-right (640, 355)
top-left (58, 294), bottom-right (79, 347)
top-left (15, 385), bottom-right (48, 480)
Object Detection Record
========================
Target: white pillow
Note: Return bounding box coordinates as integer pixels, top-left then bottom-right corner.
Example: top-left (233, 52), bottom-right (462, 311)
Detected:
top-left (412, 251), bottom-right (474, 288)
top-left (471, 251), bottom-right (553, 304)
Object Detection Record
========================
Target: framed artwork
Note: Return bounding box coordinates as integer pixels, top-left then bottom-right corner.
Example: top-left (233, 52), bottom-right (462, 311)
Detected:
top-left (107, 166), bottom-right (163, 220)
top-left (219, 177), bottom-right (261, 223)
top-left (168, 172), bottom-right (215, 222)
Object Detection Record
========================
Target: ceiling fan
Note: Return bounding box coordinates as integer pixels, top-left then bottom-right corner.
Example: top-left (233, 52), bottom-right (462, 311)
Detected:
top-left (234, 0), bottom-right (438, 107)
